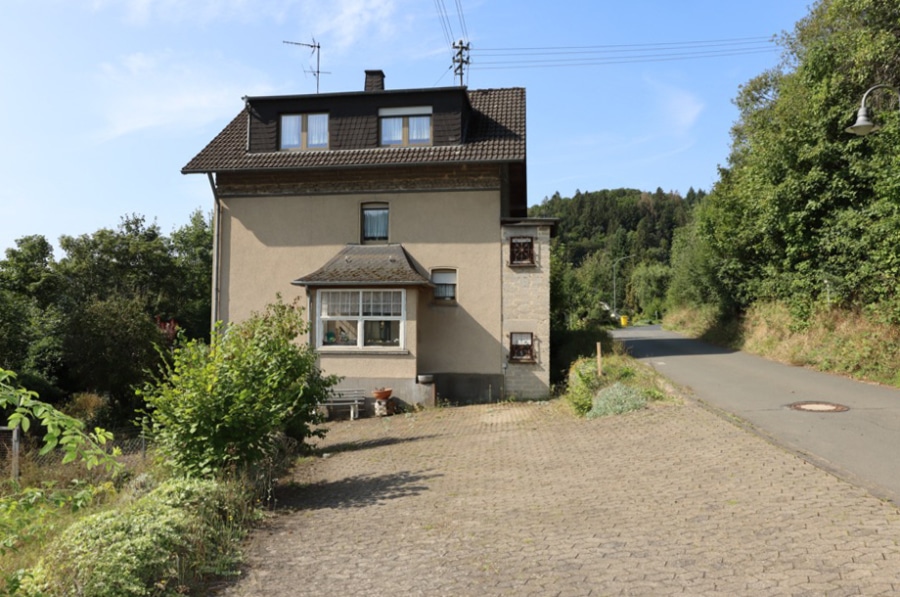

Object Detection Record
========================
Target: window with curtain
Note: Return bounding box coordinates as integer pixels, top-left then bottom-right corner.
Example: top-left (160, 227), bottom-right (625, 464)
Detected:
top-left (362, 203), bottom-right (389, 242)
top-left (280, 113), bottom-right (328, 150)
top-left (318, 289), bottom-right (405, 349)
top-left (378, 107), bottom-right (432, 146)
top-left (509, 332), bottom-right (536, 363)
top-left (432, 269), bottom-right (457, 302)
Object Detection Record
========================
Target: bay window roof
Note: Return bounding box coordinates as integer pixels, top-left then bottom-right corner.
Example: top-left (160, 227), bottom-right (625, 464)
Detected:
top-left (292, 244), bottom-right (432, 287)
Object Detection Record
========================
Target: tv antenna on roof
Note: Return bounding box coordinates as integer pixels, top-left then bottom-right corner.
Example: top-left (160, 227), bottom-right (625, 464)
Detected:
top-left (283, 38), bottom-right (330, 93)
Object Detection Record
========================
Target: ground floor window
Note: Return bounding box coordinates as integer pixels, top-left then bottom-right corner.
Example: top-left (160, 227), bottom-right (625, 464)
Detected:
top-left (318, 289), bottom-right (405, 349)
top-left (509, 332), bottom-right (535, 363)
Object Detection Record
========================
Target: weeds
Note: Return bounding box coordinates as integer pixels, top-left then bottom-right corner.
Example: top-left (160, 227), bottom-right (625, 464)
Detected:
top-left (563, 351), bottom-right (675, 418)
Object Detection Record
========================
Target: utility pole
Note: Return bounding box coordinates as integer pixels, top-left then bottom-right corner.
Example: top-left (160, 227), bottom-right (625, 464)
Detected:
top-left (452, 39), bottom-right (470, 86)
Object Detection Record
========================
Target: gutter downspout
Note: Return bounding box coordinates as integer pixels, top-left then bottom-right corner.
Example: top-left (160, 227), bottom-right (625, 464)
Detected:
top-left (207, 172), bottom-right (222, 330)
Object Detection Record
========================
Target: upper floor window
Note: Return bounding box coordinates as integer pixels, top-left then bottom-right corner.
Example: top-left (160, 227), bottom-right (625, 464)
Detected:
top-left (510, 237), bottom-right (535, 266)
top-left (280, 113), bottom-right (329, 150)
top-left (432, 269), bottom-right (457, 303)
top-left (362, 203), bottom-right (389, 243)
top-left (379, 107), bottom-right (432, 146)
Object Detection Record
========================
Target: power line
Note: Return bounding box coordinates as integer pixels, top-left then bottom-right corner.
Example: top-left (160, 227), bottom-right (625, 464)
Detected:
top-left (454, 0), bottom-right (469, 44)
top-left (433, 0), bottom-right (455, 48)
top-left (472, 48), bottom-right (778, 70)
top-left (476, 35), bottom-right (774, 53)
top-left (469, 36), bottom-right (779, 71)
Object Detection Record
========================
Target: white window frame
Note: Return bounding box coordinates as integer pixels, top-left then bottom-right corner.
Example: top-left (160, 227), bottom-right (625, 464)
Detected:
top-left (280, 113), bottom-right (329, 150)
top-left (509, 332), bottom-right (536, 363)
top-left (316, 289), bottom-right (406, 350)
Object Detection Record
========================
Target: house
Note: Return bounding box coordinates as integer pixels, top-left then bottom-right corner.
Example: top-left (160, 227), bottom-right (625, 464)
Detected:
top-left (183, 70), bottom-right (555, 408)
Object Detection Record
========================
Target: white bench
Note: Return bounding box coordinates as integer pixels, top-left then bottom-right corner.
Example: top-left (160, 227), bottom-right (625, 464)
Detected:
top-left (324, 389), bottom-right (367, 420)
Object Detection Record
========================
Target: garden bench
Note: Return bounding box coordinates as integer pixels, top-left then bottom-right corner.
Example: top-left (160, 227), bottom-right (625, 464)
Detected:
top-left (324, 389), bottom-right (366, 420)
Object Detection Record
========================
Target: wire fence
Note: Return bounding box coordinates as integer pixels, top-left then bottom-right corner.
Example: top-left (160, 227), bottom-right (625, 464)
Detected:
top-left (1, 427), bottom-right (149, 482)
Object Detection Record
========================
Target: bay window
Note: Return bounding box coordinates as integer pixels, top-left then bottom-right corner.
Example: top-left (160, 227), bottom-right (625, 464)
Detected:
top-left (318, 289), bottom-right (405, 349)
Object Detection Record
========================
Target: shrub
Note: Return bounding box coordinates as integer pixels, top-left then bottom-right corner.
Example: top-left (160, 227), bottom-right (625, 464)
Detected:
top-left (587, 382), bottom-right (648, 418)
top-left (565, 358), bottom-right (603, 415)
top-left (21, 477), bottom-right (250, 597)
top-left (139, 298), bottom-right (339, 478)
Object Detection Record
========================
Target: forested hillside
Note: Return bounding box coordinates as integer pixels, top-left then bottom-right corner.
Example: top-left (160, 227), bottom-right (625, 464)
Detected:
top-left (530, 187), bottom-right (704, 330)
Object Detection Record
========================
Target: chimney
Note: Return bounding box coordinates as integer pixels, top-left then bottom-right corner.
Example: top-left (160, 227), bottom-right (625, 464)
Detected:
top-left (364, 70), bottom-right (385, 92)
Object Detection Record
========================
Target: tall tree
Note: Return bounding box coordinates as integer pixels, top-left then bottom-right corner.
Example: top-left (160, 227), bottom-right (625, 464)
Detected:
top-left (672, 0), bottom-right (900, 321)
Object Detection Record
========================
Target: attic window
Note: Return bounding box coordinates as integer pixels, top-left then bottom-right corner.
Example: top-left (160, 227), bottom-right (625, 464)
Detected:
top-left (379, 106), bottom-right (432, 146)
top-left (281, 113), bottom-right (328, 150)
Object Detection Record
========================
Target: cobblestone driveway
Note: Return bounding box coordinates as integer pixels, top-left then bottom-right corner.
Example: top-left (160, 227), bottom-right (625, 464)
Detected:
top-left (216, 400), bottom-right (900, 596)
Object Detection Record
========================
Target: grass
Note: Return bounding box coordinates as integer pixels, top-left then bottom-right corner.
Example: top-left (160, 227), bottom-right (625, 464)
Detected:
top-left (562, 347), bottom-right (679, 418)
top-left (0, 444), bottom-right (272, 596)
top-left (666, 302), bottom-right (900, 388)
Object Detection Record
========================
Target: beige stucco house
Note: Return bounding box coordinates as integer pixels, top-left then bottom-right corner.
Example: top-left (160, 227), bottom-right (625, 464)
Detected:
top-left (183, 70), bottom-right (555, 408)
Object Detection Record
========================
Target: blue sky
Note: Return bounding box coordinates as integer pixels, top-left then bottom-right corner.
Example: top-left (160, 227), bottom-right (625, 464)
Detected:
top-left (0, 0), bottom-right (813, 254)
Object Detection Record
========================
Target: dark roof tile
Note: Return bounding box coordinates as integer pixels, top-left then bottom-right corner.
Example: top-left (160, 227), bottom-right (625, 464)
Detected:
top-left (182, 87), bottom-right (525, 173)
top-left (292, 244), bottom-right (432, 287)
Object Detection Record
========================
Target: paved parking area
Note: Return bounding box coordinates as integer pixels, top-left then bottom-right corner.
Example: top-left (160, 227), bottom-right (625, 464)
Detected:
top-left (217, 399), bottom-right (900, 596)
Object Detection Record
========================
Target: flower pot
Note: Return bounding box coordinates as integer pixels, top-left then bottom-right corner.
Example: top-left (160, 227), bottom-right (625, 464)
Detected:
top-left (372, 388), bottom-right (392, 400)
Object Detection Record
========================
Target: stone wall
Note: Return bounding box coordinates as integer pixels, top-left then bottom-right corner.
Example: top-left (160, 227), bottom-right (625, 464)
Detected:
top-left (500, 223), bottom-right (552, 399)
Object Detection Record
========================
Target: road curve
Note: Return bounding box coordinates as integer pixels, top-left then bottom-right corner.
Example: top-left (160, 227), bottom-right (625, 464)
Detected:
top-left (612, 324), bottom-right (900, 506)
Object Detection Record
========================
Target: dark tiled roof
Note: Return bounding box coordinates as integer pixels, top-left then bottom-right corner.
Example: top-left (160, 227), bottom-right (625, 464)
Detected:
top-left (292, 244), bottom-right (432, 287)
top-left (182, 87), bottom-right (525, 173)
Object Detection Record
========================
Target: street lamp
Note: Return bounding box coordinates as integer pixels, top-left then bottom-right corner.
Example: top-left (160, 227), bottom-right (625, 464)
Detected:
top-left (846, 84), bottom-right (900, 136)
top-left (611, 255), bottom-right (635, 318)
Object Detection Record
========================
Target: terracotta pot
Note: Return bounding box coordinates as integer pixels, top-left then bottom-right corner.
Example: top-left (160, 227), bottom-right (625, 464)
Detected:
top-left (372, 388), bottom-right (392, 400)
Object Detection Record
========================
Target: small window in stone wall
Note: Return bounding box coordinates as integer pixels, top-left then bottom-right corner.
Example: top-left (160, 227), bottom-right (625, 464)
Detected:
top-left (510, 237), bottom-right (535, 266)
top-left (509, 332), bottom-right (535, 363)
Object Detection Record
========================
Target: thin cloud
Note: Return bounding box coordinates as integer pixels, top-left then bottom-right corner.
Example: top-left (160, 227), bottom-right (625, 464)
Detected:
top-left (644, 78), bottom-right (705, 135)
top-left (93, 51), bottom-right (272, 141)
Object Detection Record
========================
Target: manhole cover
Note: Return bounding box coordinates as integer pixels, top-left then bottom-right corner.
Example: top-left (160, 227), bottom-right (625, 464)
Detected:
top-left (789, 401), bottom-right (849, 413)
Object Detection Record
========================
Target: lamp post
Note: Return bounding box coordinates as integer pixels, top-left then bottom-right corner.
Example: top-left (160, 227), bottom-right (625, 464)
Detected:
top-left (612, 255), bottom-right (635, 318)
top-left (846, 84), bottom-right (900, 136)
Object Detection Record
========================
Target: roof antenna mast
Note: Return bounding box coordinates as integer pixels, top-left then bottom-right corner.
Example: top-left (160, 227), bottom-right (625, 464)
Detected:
top-left (283, 38), bottom-right (330, 93)
top-left (452, 39), bottom-right (470, 86)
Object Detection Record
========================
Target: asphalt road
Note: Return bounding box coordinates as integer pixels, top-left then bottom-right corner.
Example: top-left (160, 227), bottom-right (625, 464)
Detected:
top-left (611, 324), bottom-right (900, 506)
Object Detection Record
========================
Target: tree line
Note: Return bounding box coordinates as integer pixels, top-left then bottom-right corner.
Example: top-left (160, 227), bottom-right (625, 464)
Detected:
top-left (666, 0), bottom-right (900, 326)
top-left (0, 211), bottom-right (212, 424)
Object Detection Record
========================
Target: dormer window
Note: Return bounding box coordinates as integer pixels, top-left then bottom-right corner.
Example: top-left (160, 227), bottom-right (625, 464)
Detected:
top-left (281, 113), bottom-right (329, 150)
top-left (380, 107), bottom-right (432, 146)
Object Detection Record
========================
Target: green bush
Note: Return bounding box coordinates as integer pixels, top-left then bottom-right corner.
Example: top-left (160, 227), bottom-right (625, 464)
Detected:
top-left (564, 356), bottom-right (662, 417)
top-left (21, 478), bottom-right (250, 597)
top-left (139, 298), bottom-right (338, 478)
top-left (564, 358), bottom-right (603, 415)
top-left (587, 382), bottom-right (647, 418)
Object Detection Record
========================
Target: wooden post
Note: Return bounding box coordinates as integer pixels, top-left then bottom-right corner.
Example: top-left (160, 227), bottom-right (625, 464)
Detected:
top-left (596, 342), bottom-right (603, 376)
top-left (11, 427), bottom-right (19, 481)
